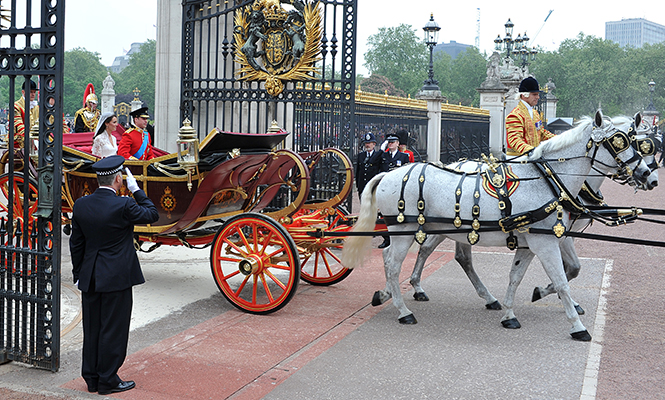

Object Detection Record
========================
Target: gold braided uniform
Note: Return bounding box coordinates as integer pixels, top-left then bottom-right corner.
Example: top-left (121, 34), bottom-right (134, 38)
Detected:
top-left (505, 101), bottom-right (554, 156)
top-left (12, 97), bottom-right (39, 147)
top-left (74, 106), bottom-right (100, 133)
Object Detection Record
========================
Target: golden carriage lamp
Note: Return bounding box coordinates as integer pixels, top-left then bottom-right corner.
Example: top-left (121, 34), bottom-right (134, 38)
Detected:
top-left (29, 119), bottom-right (40, 162)
top-left (176, 118), bottom-right (200, 191)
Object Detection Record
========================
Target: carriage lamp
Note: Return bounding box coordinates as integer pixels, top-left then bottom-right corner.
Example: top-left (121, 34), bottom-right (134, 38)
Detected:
top-left (29, 119), bottom-right (40, 162)
top-left (177, 118), bottom-right (200, 191)
top-left (267, 120), bottom-right (282, 133)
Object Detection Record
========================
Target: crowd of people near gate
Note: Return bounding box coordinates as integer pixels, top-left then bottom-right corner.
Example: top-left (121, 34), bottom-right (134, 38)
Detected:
top-left (7, 79), bottom-right (157, 161)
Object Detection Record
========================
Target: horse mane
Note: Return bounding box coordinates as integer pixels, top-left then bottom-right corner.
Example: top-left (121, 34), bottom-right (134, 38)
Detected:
top-left (529, 118), bottom-right (593, 160)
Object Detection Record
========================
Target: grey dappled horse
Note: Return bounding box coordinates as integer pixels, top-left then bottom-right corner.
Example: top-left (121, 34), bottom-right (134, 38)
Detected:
top-left (342, 111), bottom-right (651, 341)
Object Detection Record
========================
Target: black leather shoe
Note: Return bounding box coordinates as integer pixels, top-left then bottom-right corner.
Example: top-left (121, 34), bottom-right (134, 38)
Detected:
top-left (87, 385), bottom-right (97, 393)
top-left (98, 380), bottom-right (135, 395)
top-left (378, 239), bottom-right (390, 249)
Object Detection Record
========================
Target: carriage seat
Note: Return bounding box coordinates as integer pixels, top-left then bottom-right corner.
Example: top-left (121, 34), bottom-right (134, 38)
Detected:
top-left (62, 130), bottom-right (169, 158)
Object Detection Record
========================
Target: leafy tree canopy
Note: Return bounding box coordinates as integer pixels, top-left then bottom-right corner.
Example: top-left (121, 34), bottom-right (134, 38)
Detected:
top-left (358, 74), bottom-right (406, 97)
top-left (364, 24), bottom-right (427, 96)
top-left (63, 48), bottom-right (108, 116)
top-left (114, 39), bottom-right (156, 114)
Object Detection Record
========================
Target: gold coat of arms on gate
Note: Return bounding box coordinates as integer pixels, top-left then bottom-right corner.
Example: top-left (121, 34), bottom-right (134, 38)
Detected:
top-left (234, 0), bottom-right (322, 96)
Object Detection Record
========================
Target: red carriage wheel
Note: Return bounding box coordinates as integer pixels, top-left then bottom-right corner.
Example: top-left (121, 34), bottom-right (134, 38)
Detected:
top-left (288, 205), bottom-right (354, 286)
top-left (0, 172), bottom-right (39, 233)
top-left (210, 213), bottom-right (300, 314)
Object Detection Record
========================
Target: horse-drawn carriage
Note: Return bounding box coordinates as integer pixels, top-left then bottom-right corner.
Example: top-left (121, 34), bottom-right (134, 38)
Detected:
top-left (0, 122), bottom-right (355, 315)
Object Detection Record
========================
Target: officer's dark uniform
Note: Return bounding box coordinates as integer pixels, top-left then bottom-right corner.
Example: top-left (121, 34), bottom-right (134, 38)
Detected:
top-left (70, 156), bottom-right (159, 395)
top-left (378, 133), bottom-right (411, 248)
top-left (355, 132), bottom-right (383, 199)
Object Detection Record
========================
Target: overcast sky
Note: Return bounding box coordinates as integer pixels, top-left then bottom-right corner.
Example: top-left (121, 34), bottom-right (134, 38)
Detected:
top-left (63, 0), bottom-right (665, 75)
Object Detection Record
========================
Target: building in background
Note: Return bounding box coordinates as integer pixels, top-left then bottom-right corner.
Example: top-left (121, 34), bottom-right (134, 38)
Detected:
top-left (433, 40), bottom-right (472, 59)
top-left (605, 18), bottom-right (665, 48)
top-left (109, 42), bottom-right (144, 73)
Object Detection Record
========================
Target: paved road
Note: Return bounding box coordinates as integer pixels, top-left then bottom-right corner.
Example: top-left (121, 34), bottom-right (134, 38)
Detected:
top-left (0, 180), bottom-right (663, 399)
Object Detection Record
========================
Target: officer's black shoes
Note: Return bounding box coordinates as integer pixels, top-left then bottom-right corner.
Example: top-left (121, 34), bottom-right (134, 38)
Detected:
top-left (378, 238), bottom-right (390, 248)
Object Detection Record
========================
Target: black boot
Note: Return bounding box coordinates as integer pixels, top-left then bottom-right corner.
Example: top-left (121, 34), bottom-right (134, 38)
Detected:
top-left (378, 236), bottom-right (390, 248)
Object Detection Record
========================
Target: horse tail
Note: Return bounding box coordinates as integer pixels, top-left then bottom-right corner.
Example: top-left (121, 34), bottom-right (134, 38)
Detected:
top-left (342, 172), bottom-right (387, 269)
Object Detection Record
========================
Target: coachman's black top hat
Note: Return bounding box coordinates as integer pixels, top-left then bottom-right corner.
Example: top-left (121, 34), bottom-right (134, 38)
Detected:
top-left (518, 77), bottom-right (540, 93)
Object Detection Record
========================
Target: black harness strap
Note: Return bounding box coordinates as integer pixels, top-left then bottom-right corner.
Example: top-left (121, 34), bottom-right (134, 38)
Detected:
top-left (415, 164), bottom-right (428, 244)
top-left (396, 164), bottom-right (419, 224)
top-left (468, 171), bottom-right (482, 245)
top-left (453, 172), bottom-right (467, 229)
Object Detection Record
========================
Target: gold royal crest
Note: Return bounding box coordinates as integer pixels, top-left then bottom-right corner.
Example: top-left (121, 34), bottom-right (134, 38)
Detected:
top-left (234, 0), bottom-right (323, 96)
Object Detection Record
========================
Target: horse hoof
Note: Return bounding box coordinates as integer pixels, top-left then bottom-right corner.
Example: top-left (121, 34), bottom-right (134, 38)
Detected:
top-left (413, 292), bottom-right (429, 302)
top-left (501, 318), bottom-right (521, 329)
top-left (398, 314), bottom-right (417, 324)
top-left (575, 304), bottom-right (585, 315)
top-left (371, 291), bottom-right (382, 307)
top-left (485, 300), bottom-right (502, 310)
top-left (531, 287), bottom-right (542, 302)
top-left (571, 330), bottom-right (592, 341)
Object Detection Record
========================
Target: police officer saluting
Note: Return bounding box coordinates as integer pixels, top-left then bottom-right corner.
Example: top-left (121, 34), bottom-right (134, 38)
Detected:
top-left (69, 155), bottom-right (159, 395)
top-left (355, 132), bottom-right (383, 200)
top-left (377, 132), bottom-right (411, 248)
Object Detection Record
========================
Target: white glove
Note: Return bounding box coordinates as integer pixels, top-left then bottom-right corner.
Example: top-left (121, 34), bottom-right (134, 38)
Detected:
top-left (125, 167), bottom-right (140, 193)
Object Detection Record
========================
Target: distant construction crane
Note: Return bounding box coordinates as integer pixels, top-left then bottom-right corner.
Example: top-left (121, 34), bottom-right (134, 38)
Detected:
top-left (531, 9), bottom-right (553, 45)
top-left (475, 8), bottom-right (480, 48)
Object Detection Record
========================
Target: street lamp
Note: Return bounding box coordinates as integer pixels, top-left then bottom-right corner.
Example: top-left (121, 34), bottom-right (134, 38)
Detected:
top-left (496, 18), bottom-right (537, 69)
top-left (421, 13), bottom-right (441, 91)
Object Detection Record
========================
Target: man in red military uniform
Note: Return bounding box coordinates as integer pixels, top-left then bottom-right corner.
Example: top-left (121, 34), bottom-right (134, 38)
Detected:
top-left (118, 107), bottom-right (154, 160)
top-left (505, 76), bottom-right (555, 156)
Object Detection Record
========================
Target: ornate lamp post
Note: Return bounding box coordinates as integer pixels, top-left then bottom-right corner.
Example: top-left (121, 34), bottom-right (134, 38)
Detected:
top-left (496, 18), bottom-right (537, 69)
top-left (646, 79), bottom-right (657, 112)
top-left (421, 13), bottom-right (441, 91)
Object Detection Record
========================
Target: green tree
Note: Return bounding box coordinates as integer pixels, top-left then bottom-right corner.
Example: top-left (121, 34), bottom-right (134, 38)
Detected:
top-left (114, 40), bottom-right (156, 113)
top-left (364, 24), bottom-right (427, 96)
top-left (358, 74), bottom-right (406, 97)
top-left (63, 48), bottom-right (108, 116)
top-left (439, 48), bottom-right (487, 107)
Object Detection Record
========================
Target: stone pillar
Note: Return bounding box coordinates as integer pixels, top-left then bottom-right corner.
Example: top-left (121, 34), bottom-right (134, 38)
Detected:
top-left (155, 0), bottom-right (182, 153)
top-left (477, 52), bottom-right (509, 156)
top-left (100, 72), bottom-right (116, 114)
top-left (478, 88), bottom-right (508, 156)
top-left (544, 78), bottom-right (558, 124)
top-left (416, 89), bottom-right (445, 163)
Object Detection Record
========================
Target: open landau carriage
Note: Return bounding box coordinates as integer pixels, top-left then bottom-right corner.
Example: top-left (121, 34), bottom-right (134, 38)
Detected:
top-left (0, 122), bottom-right (355, 314)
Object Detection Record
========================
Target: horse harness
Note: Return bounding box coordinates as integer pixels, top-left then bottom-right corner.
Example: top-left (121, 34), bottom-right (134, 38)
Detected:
top-left (382, 128), bottom-right (643, 250)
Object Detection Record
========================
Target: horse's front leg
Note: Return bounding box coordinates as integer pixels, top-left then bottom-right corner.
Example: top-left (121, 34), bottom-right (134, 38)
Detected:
top-left (532, 237), bottom-right (585, 315)
top-left (500, 248), bottom-right (535, 329)
top-left (455, 242), bottom-right (501, 310)
top-left (409, 234), bottom-right (446, 302)
top-left (525, 235), bottom-right (591, 341)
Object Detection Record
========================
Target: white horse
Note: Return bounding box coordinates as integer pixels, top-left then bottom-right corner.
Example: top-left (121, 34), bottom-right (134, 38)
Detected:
top-left (409, 114), bottom-right (659, 317)
top-left (530, 114), bottom-right (661, 304)
top-left (342, 110), bottom-right (651, 341)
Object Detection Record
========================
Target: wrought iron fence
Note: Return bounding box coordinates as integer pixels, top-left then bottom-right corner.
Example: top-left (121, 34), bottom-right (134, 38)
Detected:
top-left (0, 0), bottom-right (65, 371)
top-left (180, 0), bottom-right (357, 210)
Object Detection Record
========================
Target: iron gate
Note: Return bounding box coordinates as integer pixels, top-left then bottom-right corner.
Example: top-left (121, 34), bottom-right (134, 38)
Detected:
top-left (180, 0), bottom-right (357, 206)
top-left (0, 1), bottom-right (65, 371)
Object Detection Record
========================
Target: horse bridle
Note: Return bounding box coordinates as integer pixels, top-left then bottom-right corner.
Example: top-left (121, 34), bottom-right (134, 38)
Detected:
top-left (586, 123), bottom-right (644, 184)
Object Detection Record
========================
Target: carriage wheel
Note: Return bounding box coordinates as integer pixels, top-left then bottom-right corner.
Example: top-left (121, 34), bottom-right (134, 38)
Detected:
top-left (210, 213), bottom-right (300, 314)
top-left (290, 205), bottom-right (354, 286)
top-left (0, 172), bottom-right (39, 233)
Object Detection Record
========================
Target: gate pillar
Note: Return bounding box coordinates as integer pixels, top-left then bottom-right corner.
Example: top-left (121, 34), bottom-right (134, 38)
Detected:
top-left (416, 90), bottom-right (444, 163)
